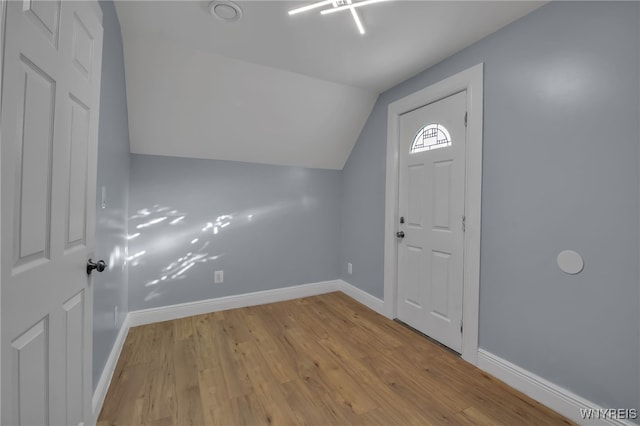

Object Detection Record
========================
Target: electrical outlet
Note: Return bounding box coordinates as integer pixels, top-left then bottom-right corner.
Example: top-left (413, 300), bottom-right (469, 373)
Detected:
top-left (114, 305), bottom-right (118, 327)
top-left (214, 270), bottom-right (224, 284)
top-left (347, 262), bottom-right (353, 275)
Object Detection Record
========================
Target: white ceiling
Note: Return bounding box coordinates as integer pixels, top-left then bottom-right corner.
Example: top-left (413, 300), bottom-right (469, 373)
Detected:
top-left (115, 1), bottom-right (545, 169)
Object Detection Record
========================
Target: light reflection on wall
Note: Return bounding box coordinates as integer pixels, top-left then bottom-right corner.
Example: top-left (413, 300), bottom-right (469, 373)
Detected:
top-left (129, 197), bottom-right (319, 304)
top-left (128, 204), bottom-right (235, 301)
top-left (170, 215), bottom-right (185, 225)
top-left (108, 246), bottom-right (122, 272)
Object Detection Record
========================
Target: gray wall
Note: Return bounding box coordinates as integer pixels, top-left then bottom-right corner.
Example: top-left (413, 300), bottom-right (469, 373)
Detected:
top-left (128, 154), bottom-right (341, 311)
top-left (93, 0), bottom-right (130, 392)
top-left (341, 1), bottom-right (639, 412)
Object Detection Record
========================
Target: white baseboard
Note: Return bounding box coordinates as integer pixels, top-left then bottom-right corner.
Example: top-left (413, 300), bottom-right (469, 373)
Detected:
top-left (337, 279), bottom-right (385, 315)
top-left (127, 280), bottom-right (341, 327)
top-left (477, 349), bottom-right (636, 426)
top-left (90, 314), bottom-right (131, 425)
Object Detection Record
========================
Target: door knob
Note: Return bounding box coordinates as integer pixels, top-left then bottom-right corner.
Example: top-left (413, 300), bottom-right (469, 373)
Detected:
top-left (396, 231), bottom-right (405, 239)
top-left (87, 259), bottom-right (107, 275)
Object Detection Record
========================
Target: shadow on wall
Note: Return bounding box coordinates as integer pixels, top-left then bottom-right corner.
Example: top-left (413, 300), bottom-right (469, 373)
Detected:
top-left (127, 199), bottom-right (313, 303)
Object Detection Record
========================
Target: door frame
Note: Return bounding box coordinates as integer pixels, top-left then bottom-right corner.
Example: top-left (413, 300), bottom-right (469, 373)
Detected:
top-left (0, 0), bottom-right (6, 420)
top-left (383, 63), bottom-right (483, 365)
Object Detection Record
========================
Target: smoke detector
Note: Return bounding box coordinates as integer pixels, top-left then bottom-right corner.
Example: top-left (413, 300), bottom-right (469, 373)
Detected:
top-left (209, 1), bottom-right (243, 23)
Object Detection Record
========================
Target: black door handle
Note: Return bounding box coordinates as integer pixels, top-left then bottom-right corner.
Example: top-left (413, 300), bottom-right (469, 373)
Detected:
top-left (87, 259), bottom-right (107, 275)
top-left (396, 231), bottom-right (405, 239)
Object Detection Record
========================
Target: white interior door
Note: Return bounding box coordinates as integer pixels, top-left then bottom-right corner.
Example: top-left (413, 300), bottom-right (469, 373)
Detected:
top-left (1, 1), bottom-right (103, 424)
top-left (396, 91), bottom-right (467, 353)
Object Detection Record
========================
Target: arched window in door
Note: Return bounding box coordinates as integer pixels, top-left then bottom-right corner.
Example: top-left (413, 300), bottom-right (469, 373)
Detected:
top-left (410, 123), bottom-right (451, 153)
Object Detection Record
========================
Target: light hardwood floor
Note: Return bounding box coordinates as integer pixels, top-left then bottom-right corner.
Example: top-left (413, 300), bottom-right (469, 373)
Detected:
top-left (98, 292), bottom-right (574, 425)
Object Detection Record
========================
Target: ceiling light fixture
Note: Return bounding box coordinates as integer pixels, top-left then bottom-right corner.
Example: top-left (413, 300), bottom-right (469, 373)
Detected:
top-left (320, 0), bottom-right (389, 15)
top-left (349, 7), bottom-right (365, 35)
top-left (209, 1), bottom-right (243, 23)
top-left (288, 0), bottom-right (334, 16)
top-left (288, 0), bottom-right (391, 35)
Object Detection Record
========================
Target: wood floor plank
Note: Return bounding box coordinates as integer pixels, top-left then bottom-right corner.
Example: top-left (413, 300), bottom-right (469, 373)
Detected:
top-left (212, 316), bottom-right (254, 398)
top-left (173, 337), bottom-right (204, 426)
top-left (142, 362), bottom-right (176, 422)
top-left (174, 316), bottom-right (195, 341)
top-left (99, 366), bottom-right (146, 425)
top-left (236, 340), bottom-right (300, 425)
top-left (198, 368), bottom-right (237, 426)
top-left (243, 313), bottom-right (298, 384)
top-left (98, 292), bottom-right (574, 426)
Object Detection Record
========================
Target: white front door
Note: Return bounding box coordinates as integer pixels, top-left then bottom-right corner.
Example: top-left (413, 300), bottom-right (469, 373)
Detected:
top-left (396, 91), bottom-right (467, 353)
top-left (1, 1), bottom-right (103, 424)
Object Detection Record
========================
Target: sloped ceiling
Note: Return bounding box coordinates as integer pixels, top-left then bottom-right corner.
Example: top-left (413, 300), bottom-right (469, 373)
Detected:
top-left (115, 1), bottom-right (544, 169)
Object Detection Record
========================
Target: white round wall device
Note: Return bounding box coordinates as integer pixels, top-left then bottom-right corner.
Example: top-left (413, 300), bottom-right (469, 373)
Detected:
top-left (557, 250), bottom-right (584, 275)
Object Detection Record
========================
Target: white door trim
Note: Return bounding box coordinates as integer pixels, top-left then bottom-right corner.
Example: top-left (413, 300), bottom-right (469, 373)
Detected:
top-left (383, 63), bottom-right (483, 365)
top-left (0, 1), bottom-right (6, 420)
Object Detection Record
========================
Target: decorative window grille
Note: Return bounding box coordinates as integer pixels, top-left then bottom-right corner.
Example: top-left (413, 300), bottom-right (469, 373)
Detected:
top-left (410, 124), bottom-right (451, 153)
